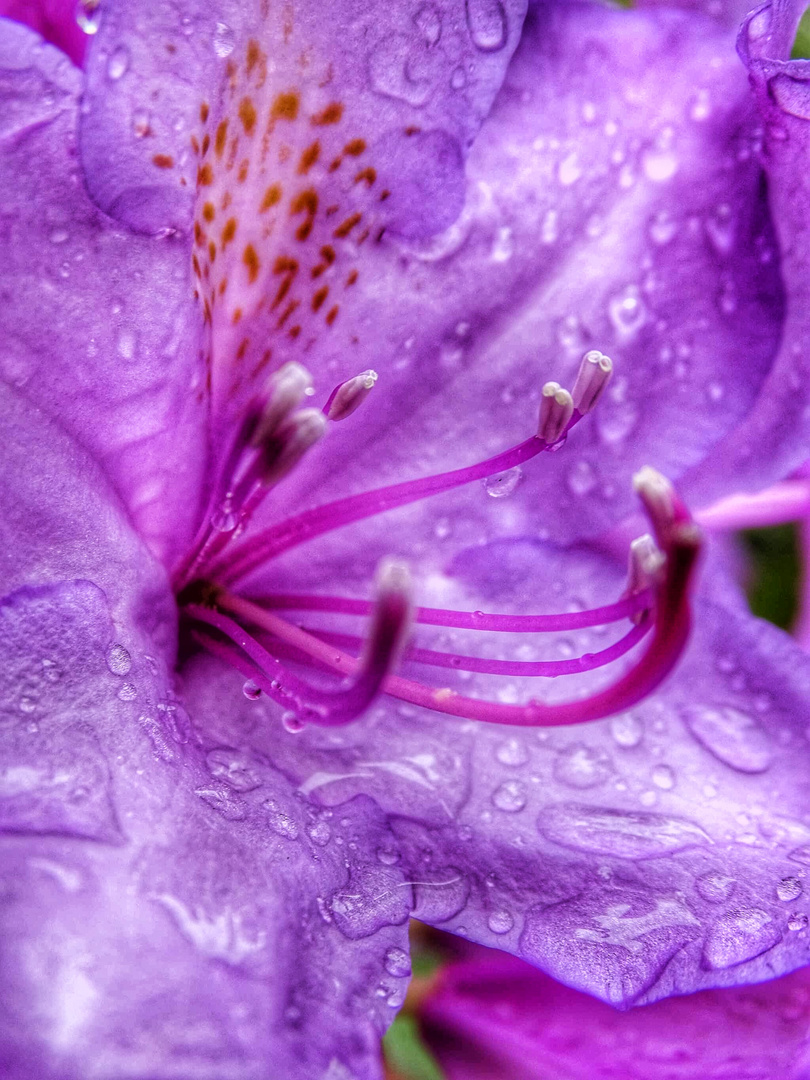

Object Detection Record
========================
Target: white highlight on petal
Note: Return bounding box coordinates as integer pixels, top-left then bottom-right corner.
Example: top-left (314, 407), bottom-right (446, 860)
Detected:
top-left (538, 381), bottom-right (574, 444)
top-left (572, 350), bottom-right (613, 414)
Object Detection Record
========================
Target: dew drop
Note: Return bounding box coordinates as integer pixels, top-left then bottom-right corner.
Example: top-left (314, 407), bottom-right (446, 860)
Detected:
top-left (106, 643), bottom-right (132, 676)
top-left (384, 946), bottom-right (412, 978)
top-left (567, 459), bottom-right (597, 497)
top-left (537, 803), bottom-right (710, 858)
top-left (370, 35), bottom-right (432, 106)
top-left (610, 713), bottom-right (644, 748)
top-left (49, 228), bottom-right (69, 245)
top-left (642, 143), bottom-right (678, 182)
top-left (116, 329), bottom-right (136, 361)
top-left (19, 696), bottom-right (36, 714)
top-left (490, 225), bottom-right (514, 263)
top-left (680, 705), bottom-right (773, 774)
top-left (648, 209), bottom-right (678, 246)
top-left (281, 711), bottom-right (306, 734)
top-left (76, 0), bottom-right (101, 35)
top-left (106, 45), bottom-right (130, 81)
top-left (492, 779), bottom-right (527, 812)
top-left (414, 3), bottom-right (442, 45)
top-left (465, 0), bottom-right (507, 52)
top-left (212, 498), bottom-right (237, 533)
top-left (689, 88), bottom-right (712, 122)
top-left (608, 285), bottom-right (647, 338)
top-left (207, 749), bottom-right (263, 792)
top-left (777, 877), bottom-right (803, 902)
top-left (308, 821), bottom-right (332, 846)
top-left (132, 108), bottom-right (151, 138)
top-left (41, 659), bottom-right (61, 682)
top-left (702, 909), bottom-right (780, 970)
top-left (242, 680), bottom-right (261, 700)
top-left (557, 152), bottom-right (582, 186)
top-left (789, 912), bottom-right (808, 931)
top-left (496, 738), bottom-right (529, 767)
top-left (541, 208), bottom-right (559, 244)
top-left (652, 764), bottom-right (675, 790)
top-left (117, 682), bottom-right (137, 702)
top-left (213, 20), bottom-right (235, 58)
top-left (696, 871), bottom-right (736, 904)
top-left (553, 744), bottom-right (612, 790)
top-left (487, 910), bottom-right (514, 934)
top-left (483, 466), bottom-right (521, 498)
top-left (450, 66), bottom-right (467, 90)
top-left (705, 204), bottom-right (736, 255)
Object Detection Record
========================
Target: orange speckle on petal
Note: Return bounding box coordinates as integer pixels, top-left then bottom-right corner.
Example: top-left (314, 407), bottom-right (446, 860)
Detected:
top-left (277, 300), bottom-right (299, 328)
top-left (243, 244), bottom-right (260, 283)
top-left (208, 241), bottom-right (216, 262)
top-left (325, 305), bottom-right (339, 326)
top-left (334, 212), bottom-right (361, 239)
top-left (274, 255), bottom-right (299, 275)
top-left (201, 133), bottom-right (211, 156)
top-left (272, 92), bottom-right (300, 121)
top-left (346, 269), bottom-right (358, 286)
top-left (239, 97), bottom-right (257, 135)
top-left (221, 217), bottom-right (238, 248)
top-left (238, 159), bottom-right (249, 182)
top-left (343, 138), bottom-right (366, 156)
top-left (328, 156), bottom-right (342, 173)
top-left (236, 337), bottom-right (250, 360)
top-left (215, 119), bottom-right (229, 157)
top-left (197, 163), bottom-right (214, 185)
top-left (153, 153), bottom-right (175, 169)
top-left (312, 286), bottom-right (329, 312)
top-left (192, 254), bottom-right (201, 277)
top-left (260, 183), bottom-right (282, 211)
top-left (354, 167), bottom-right (376, 186)
top-left (379, 189), bottom-right (391, 201)
top-left (298, 141), bottom-right (321, 175)
top-left (320, 245), bottom-right (336, 264)
top-left (312, 102), bottom-right (343, 125)
top-left (232, 307), bottom-right (243, 324)
top-left (200, 102), bottom-right (209, 123)
top-left (289, 325), bottom-right (301, 339)
top-left (202, 201), bottom-right (216, 222)
top-left (246, 38), bottom-right (262, 75)
top-left (190, 135), bottom-right (200, 154)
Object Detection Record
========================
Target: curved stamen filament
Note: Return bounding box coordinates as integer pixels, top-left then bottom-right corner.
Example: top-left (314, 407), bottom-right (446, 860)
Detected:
top-left (249, 588), bottom-right (653, 632)
top-left (286, 621), bottom-right (651, 677)
top-left (208, 421), bottom-right (582, 584)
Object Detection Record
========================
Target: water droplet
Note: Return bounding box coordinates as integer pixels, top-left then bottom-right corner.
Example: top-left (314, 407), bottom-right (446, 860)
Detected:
top-left (610, 713), bottom-right (643, 748)
top-left (19, 696), bottom-right (36, 713)
top-left (450, 66), bottom-right (467, 90)
top-left (213, 20), bottom-right (235, 58)
top-left (555, 314), bottom-right (587, 356)
top-left (242, 680), bottom-right (261, 700)
top-left (107, 45), bottom-right (130, 81)
top-left (608, 285), bottom-right (647, 339)
top-left (789, 912), bottom-right (808, 931)
top-left (680, 705), bottom-right (773, 774)
top-left (384, 946), bottom-right (412, 977)
top-left (132, 108), bottom-right (151, 137)
top-left (538, 803), bottom-right (710, 859)
top-left (195, 786), bottom-right (246, 821)
top-left (41, 659), bottom-right (61, 682)
top-left (49, 228), bottom-right (69, 245)
top-left (266, 804), bottom-right (300, 839)
top-left (696, 871), bottom-right (736, 904)
top-left (308, 821), bottom-right (332, 846)
top-left (557, 152), bottom-right (582, 186)
top-left (487, 909), bottom-right (514, 934)
top-left (642, 131), bottom-right (678, 182)
top-left (465, 0), bottom-right (507, 51)
top-left (212, 498), bottom-right (237, 533)
top-left (689, 88), bottom-right (712, 122)
top-left (116, 328), bottom-right (136, 361)
top-left (652, 764), bottom-right (675, 790)
top-left (117, 682), bottom-right (137, 702)
top-left (496, 738), bottom-right (528, 767)
top-left (702, 909), bottom-right (781, 970)
top-left (206, 749), bottom-right (263, 792)
top-left (553, 744), bottom-right (612, 790)
top-left (414, 3), bottom-right (442, 45)
top-left (106, 643), bottom-right (132, 676)
top-left (567, 459), bottom-right (597, 497)
top-left (76, 0), bottom-right (101, 35)
top-left (492, 779), bottom-right (527, 812)
top-left (777, 877), bottom-right (803, 902)
top-left (377, 846), bottom-right (401, 865)
top-left (483, 466), bottom-right (521, 498)
top-left (541, 208), bottom-right (558, 244)
top-left (705, 204), bottom-right (736, 255)
top-left (717, 278), bottom-right (737, 315)
top-left (281, 711), bottom-right (306, 734)
top-left (370, 35), bottom-right (432, 106)
top-left (648, 209), bottom-right (678, 246)
top-left (490, 225), bottom-right (513, 263)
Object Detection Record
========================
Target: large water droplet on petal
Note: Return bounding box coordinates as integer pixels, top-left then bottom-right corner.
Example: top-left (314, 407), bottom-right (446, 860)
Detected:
top-left (465, 0), bottom-right (507, 51)
top-left (106, 643), bottom-right (132, 676)
top-left (702, 909), bottom-right (781, 970)
top-left (106, 45), bottom-right (130, 81)
top-left (680, 705), bottom-right (774, 773)
top-left (537, 804), bottom-right (710, 859)
top-left (213, 20), bottom-right (235, 58)
top-left (492, 779), bottom-right (527, 812)
top-left (483, 466), bottom-right (521, 498)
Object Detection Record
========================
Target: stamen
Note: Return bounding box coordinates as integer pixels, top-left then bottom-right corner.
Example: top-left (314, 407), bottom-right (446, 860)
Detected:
top-left (252, 361), bottom-right (313, 446)
top-left (256, 407), bottom-right (327, 487)
top-left (633, 466), bottom-right (691, 544)
top-left (186, 557), bottom-right (411, 726)
top-left (250, 588), bottom-right (653, 632)
top-left (572, 350), bottom-right (613, 414)
top-left (324, 369), bottom-right (378, 421)
top-left (626, 533), bottom-right (666, 595)
top-left (538, 382), bottom-right (574, 444)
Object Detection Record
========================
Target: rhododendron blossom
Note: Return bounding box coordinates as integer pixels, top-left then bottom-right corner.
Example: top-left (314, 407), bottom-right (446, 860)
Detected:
top-left (3, 0), bottom-right (810, 1077)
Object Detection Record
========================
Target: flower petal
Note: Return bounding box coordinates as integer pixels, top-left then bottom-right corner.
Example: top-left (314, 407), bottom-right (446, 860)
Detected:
top-left (420, 950), bottom-right (810, 1079)
top-left (0, 0), bottom-right (87, 66)
top-left (0, 21), bottom-right (206, 563)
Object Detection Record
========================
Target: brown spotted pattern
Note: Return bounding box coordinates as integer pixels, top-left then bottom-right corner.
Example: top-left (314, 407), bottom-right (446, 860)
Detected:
top-left (171, 28), bottom-right (396, 402)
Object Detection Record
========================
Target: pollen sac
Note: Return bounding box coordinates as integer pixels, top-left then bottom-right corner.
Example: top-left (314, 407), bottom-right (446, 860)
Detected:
top-left (538, 381), bottom-right (574, 444)
top-left (252, 361), bottom-right (313, 445)
top-left (369, 558), bottom-right (413, 669)
top-left (572, 350), bottom-right (613, 414)
top-left (633, 466), bottom-right (696, 555)
top-left (324, 369), bottom-right (378, 421)
top-left (626, 533), bottom-right (666, 595)
top-left (260, 407), bottom-right (326, 486)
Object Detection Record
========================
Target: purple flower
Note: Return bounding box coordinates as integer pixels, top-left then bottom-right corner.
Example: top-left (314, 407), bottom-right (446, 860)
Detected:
top-left (3, 0), bottom-right (810, 1077)
top-left (419, 945), bottom-right (810, 1079)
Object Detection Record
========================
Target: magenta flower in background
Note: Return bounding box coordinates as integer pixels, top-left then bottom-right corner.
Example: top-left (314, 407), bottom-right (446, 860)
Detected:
top-left (419, 945), bottom-right (810, 1078)
top-left (3, 0), bottom-right (810, 1077)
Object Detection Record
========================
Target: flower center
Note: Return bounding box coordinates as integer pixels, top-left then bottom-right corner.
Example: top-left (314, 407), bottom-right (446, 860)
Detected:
top-left (175, 351), bottom-right (702, 732)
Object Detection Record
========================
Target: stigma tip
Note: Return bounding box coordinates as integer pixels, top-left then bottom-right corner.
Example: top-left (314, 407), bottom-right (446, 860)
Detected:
top-left (538, 381), bottom-right (574, 444)
top-left (324, 370), bottom-right (378, 421)
top-left (572, 350), bottom-right (612, 414)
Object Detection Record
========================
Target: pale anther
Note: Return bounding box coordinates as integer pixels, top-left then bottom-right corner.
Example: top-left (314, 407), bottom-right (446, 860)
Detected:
top-left (260, 407), bottom-right (327, 486)
top-left (626, 533), bottom-right (666, 596)
top-left (252, 361), bottom-right (313, 446)
top-left (538, 381), bottom-right (574, 444)
top-left (572, 350), bottom-right (613, 414)
top-left (325, 369), bottom-right (379, 421)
